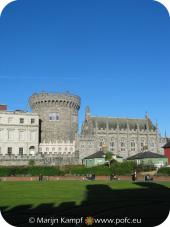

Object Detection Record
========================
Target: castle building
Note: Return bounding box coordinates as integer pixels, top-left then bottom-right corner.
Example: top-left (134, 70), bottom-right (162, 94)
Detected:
top-left (0, 92), bottom-right (168, 165)
top-left (29, 92), bottom-right (80, 156)
top-left (79, 106), bottom-right (164, 160)
top-left (0, 109), bottom-right (39, 156)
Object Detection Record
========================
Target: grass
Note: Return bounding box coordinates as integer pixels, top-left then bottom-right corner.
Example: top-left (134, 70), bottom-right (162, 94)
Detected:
top-left (0, 180), bottom-right (170, 226)
top-left (0, 181), bottom-right (139, 208)
top-left (0, 180), bottom-right (170, 209)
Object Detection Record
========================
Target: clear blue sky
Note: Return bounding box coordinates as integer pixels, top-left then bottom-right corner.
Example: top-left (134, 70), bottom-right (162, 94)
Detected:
top-left (0, 0), bottom-right (170, 136)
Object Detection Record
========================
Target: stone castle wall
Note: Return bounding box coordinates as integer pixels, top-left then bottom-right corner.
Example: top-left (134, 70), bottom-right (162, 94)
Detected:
top-left (0, 152), bottom-right (80, 166)
top-left (29, 92), bottom-right (81, 143)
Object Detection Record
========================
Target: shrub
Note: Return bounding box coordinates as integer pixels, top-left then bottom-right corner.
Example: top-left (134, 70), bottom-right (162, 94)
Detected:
top-left (28, 160), bottom-right (35, 166)
top-left (0, 166), bottom-right (65, 176)
top-left (157, 167), bottom-right (170, 176)
top-left (67, 165), bottom-right (112, 176)
top-left (111, 161), bottom-right (136, 175)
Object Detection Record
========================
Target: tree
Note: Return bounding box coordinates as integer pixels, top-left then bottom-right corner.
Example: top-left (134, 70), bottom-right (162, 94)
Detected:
top-left (105, 152), bottom-right (113, 167)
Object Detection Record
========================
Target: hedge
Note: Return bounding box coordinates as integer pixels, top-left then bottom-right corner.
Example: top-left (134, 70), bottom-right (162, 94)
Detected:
top-left (157, 167), bottom-right (170, 176)
top-left (0, 162), bottom-right (160, 177)
top-left (111, 161), bottom-right (136, 175)
top-left (66, 161), bottom-right (137, 176)
top-left (67, 165), bottom-right (112, 176)
top-left (0, 165), bottom-right (116, 176)
top-left (0, 166), bottom-right (65, 176)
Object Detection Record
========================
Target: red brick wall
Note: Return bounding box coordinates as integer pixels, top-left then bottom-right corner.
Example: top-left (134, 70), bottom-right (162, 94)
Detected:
top-left (0, 175), bottom-right (170, 182)
top-left (0, 105), bottom-right (7, 111)
top-left (164, 148), bottom-right (170, 164)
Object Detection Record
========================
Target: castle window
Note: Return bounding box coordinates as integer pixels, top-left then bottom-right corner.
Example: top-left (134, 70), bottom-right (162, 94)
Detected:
top-left (19, 147), bottom-right (23, 155)
top-left (8, 130), bottom-right (14, 140)
top-left (31, 118), bottom-right (35, 124)
top-left (120, 141), bottom-right (126, 152)
top-left (70, 147), bottom-right (73, 152)
top-left (49, 113), bottom-right (59, 121)
top-left (20, 118), bottom-right (24, 124)
top-left (7, 147), bottom-right (12, 155)
top-left (131, 142), bottom-right (136, 147)
top-left (121, 142), bottom-right (125, 147)
top-left (110, 142), bottom-right (114, 147)
top-left (30, 131), bottom-right (36, 142)
top-left (121, 148), bottom-right (125, 151)
top-left (19, 131), bottom-right (25, 141)
top-left (131, 141), bottom-right (136, 152)
top-left (110, 142), bottom-right (115, 152)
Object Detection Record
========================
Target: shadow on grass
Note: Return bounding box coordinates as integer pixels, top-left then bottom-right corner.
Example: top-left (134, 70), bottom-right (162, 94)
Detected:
top-left (0, 182), bottom-right (170, 226)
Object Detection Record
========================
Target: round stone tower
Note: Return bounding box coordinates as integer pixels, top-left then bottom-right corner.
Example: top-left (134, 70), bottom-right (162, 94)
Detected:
top-left (29, 92), bottom-right (81, 143)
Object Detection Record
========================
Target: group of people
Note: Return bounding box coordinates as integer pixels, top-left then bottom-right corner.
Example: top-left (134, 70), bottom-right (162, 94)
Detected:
top-left (38, 171), bottom-right (153, 182)
top-left (144, 174), bottom-right (154, 182)
top-left (38, 174), bottom-right (43, 181)
top-left (131, 170), bottom-right (137, 182)
top-left (86, 173), bottom-right (96, 180)
top-left (110, 173), bottom-right (119, 181)
top-left (110, 171), bottom-right (137, 181)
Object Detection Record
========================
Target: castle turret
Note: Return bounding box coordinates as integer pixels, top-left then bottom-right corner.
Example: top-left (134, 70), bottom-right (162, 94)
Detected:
top-left (29, 91), bottom-right (81, 143)
top-left (85, 106), bottom-right (90, 120)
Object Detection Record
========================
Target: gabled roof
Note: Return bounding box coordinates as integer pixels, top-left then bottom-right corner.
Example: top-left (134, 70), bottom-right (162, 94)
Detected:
top-left (116, 155), bottom-right (123, 158)
top-left (127, 151), bottom-right (166, 160)
top-left (83, 150), bottom-right (105, 159)
top-left (90, 116), bottom-right (156, 130)
top-left (163, 141), bottom-right (170, 148)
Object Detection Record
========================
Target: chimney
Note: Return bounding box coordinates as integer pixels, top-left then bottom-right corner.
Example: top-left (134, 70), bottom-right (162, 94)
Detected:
top-left (0, 104), bottom-right (7, 111)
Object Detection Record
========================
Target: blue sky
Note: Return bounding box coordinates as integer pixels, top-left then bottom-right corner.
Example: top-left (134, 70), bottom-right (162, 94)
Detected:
top-left (0, 0), bottom-right (170, 136)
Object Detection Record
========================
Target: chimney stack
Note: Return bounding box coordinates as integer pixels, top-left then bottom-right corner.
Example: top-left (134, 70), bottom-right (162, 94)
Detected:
top-left (0, 104), bottom-right (7, 111)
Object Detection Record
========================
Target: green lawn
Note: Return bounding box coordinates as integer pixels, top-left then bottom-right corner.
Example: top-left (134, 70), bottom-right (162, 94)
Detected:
top-left (0, 180), bottom-right (170, 209)
top-left (0, 180), bottom-right (170, 226)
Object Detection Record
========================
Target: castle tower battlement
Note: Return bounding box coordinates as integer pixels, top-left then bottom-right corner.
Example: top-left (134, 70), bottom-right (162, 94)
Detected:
top-left (29, 92), bottom-right (81, 143)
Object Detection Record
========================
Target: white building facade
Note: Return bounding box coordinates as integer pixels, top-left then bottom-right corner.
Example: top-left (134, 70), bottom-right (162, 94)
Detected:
top-left (39, 141), bottom-right (76, 155)
top-left (0, 111), bottom-right (39, 156)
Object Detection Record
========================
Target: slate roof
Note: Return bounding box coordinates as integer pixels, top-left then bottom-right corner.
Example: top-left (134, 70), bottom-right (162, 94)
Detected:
top-left (127, 151), bottom-right (166, 160)
top-left (116, 155), bottom-right (123, 158)
top-left (162, 141), bottom-right (170, 148)
top-left (83, 151), bottom-right (123, 160)
top-left (90, 116), bottom-right (156, 130)
top-left (83, 150), bottom-right (105, 159)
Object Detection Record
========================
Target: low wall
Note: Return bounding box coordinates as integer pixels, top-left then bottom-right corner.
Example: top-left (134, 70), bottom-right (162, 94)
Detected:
top-left (0, 175), bottom-right (170, 182)
top-left (0, 157), bottom-right (79, 166)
